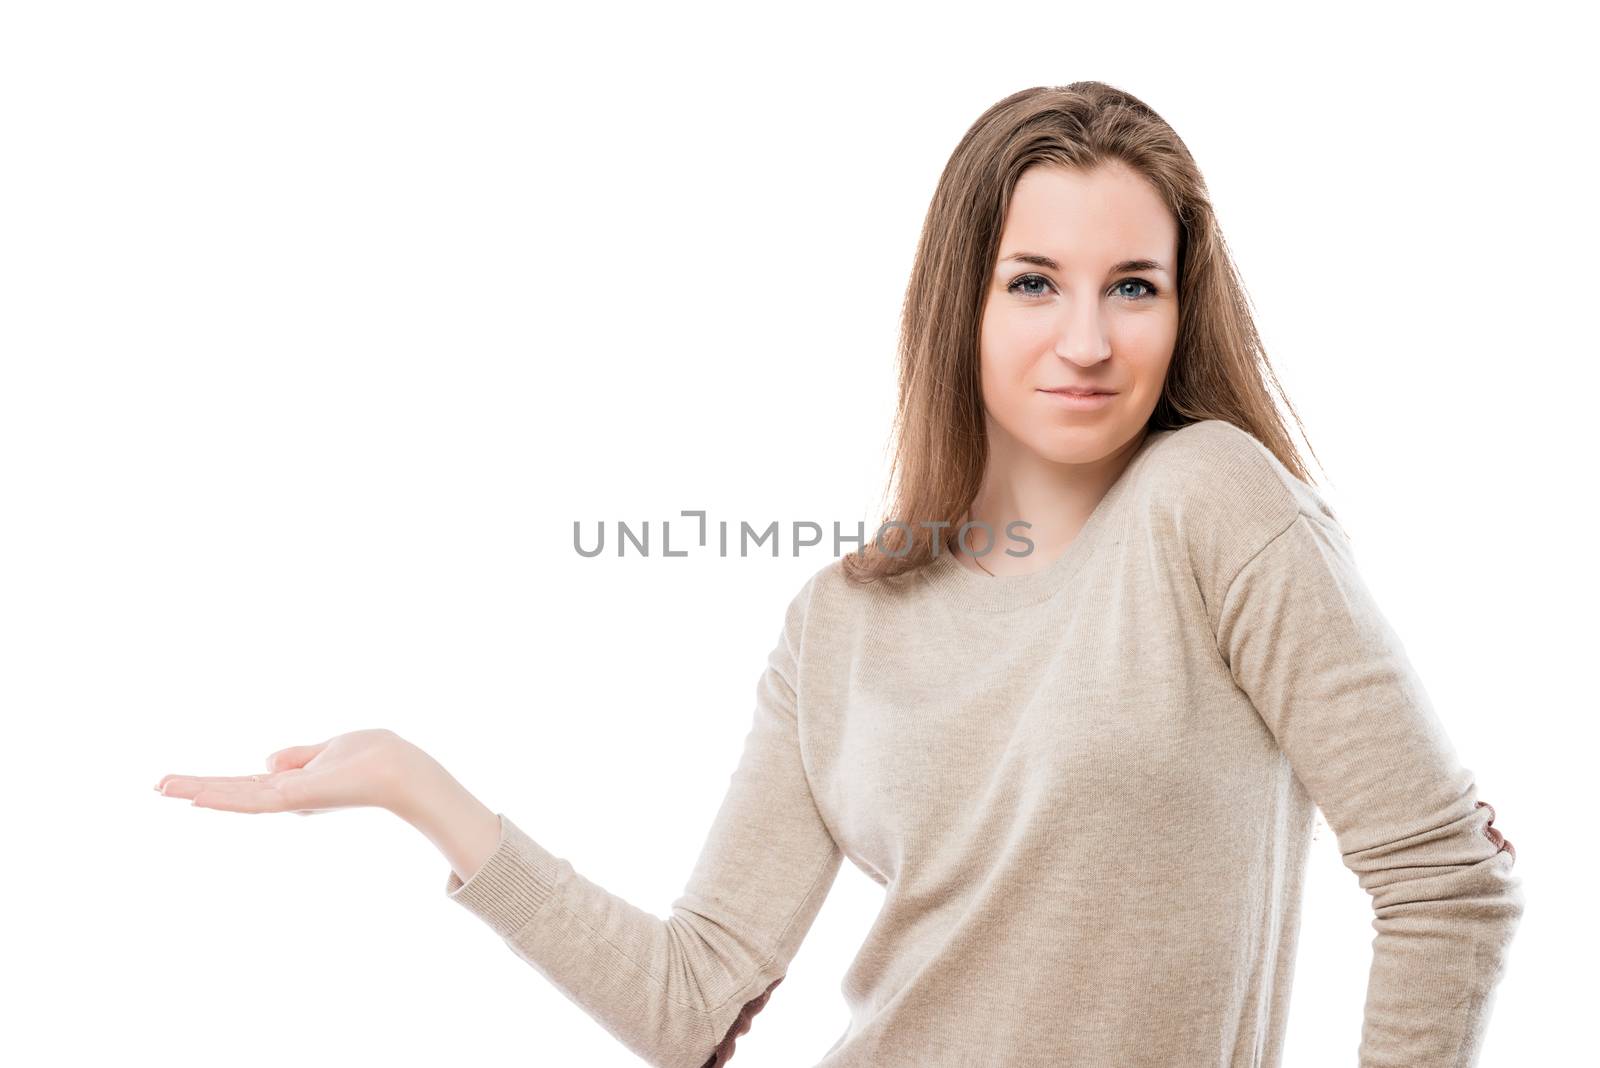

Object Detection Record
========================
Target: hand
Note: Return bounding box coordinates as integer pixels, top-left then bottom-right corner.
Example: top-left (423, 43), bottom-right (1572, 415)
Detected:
top-left (154, 728), bottom-right (441, 818)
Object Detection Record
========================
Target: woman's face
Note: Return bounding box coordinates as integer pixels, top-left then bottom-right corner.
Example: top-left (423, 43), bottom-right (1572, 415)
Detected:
top-left (978, 162), bottom-right (1180, 466)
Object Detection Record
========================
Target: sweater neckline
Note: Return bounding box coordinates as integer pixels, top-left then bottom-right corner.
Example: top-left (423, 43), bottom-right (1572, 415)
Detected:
top-left (922, 428), bottom-right (1174, 612)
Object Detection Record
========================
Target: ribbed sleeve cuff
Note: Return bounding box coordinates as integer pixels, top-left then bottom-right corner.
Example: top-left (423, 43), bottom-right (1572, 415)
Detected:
top-left (444, 813), bottom-right (564, 938)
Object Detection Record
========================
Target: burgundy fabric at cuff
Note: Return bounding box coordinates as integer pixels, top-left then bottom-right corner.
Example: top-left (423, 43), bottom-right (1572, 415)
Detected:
top-left (701, 976), bottom-right (784, 1068)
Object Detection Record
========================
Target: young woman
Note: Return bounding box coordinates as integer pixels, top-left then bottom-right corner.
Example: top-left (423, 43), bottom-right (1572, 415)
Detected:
top-left (155, 83), bottom-right (1523, 1067)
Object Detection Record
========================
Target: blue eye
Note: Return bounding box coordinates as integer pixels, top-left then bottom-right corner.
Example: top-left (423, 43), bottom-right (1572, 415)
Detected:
top-left (1006, 274), bottom-right (1160, 301)
top-left (1009, 274), bottom-right (1053, 299)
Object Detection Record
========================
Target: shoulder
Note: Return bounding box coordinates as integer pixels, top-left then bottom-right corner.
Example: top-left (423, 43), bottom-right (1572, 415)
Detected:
top-left (785, 555), bottom-right (921, 645)
top-left (778, 557), bottom-right (859, 636)
top-left (1136, 419), bottom-right (1341, 594)
top-left (1142, 418), bottom-right (1336, 528)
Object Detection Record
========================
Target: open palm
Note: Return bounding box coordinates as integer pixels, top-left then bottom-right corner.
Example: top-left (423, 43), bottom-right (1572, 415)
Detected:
top-left (154, 728), bottom-right (428, 816)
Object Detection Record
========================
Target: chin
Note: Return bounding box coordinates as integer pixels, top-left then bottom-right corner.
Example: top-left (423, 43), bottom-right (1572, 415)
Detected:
top-left (989, 405), bottom-right (1145, 467)
top-left (1025, 432), bottom-right (1116, 466)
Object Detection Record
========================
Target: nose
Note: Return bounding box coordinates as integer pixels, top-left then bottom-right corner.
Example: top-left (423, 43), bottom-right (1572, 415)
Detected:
top-left (1051, 303), bottom-right (1112, 366)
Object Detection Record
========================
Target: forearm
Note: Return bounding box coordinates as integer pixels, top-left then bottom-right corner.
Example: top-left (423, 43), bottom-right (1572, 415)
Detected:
top-left (394, 758), bottom-right (503, 886)
top-left (1355, 825), bottom-right (1523, 1066)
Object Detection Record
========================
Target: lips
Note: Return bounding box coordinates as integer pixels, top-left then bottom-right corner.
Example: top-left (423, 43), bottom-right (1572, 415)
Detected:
top-left (1041, 388), bottom-right (1116, 396)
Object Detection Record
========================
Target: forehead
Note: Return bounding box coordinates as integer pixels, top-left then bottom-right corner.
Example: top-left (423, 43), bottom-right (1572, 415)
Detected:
top-left (1000, 163), bottom-right (1176, 262)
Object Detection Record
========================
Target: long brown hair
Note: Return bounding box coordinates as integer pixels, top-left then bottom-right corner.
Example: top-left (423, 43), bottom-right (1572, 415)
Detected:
top-left (840, 81), bottom-right (1326, 587)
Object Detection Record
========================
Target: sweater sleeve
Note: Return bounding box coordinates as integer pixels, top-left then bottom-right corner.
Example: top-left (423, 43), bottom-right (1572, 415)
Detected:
top-left (1214, 508), bottom-right (1524, 1067)
top-left (443, 576), bottom-right (844, 1068)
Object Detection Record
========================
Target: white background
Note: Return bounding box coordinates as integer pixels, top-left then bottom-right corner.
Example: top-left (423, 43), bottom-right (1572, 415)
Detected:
top-left (3, 2), bottom-right (1592, 1065)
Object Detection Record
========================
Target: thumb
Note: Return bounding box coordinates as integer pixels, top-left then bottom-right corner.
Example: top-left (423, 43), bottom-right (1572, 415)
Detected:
top-left (266, 743), bottom-right (325, 772)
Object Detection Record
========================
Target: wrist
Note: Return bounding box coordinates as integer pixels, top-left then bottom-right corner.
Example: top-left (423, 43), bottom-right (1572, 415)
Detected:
top-left (388, 749), bottom-right (463, 830)
top-left (391, 757), bottom-right (504, 886)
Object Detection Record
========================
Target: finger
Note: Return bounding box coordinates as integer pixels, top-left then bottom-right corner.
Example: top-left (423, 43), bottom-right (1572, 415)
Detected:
top-left (266, 744), bottom-right (325, 773)
top-left (157, 774), bottom-right (278, 796)
top-left (190, 778), bottom-right (292, 814)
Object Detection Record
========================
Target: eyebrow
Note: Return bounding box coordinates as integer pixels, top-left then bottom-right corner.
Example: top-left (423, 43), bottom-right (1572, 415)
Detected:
top-left (999, 252), bottom-right (1171, 276)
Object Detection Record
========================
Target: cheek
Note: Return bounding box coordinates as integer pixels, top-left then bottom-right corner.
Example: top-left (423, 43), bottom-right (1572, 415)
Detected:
top-left (1120, 319), bottom-right (1179, 387)
top-left (980, 309), bottom-right (1039, 380)
top-left (1125, 316), bottom-right (1174, 351)
top-left (1118, 301), bottom-right (1179, 347)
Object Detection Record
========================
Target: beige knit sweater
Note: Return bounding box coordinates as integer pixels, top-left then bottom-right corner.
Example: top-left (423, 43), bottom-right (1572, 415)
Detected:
top-left (445, 419), bottom-right (1523, 1067)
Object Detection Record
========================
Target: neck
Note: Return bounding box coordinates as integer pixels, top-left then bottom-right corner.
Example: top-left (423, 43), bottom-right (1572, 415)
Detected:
top-left (955, 426), bottom-right (1149, 577)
